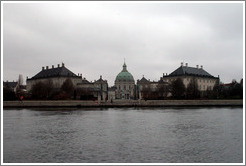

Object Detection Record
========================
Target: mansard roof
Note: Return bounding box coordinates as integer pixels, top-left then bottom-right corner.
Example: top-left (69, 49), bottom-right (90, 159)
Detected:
top-left (137, 77), bottom-right (150, 84)
top-left (166, 66), bottom-right (217, 78)
top-left (3, 81), bottom-right (18, 88)
top-left (94, 76), bottom-right (107, 84)
top-left (78, 78), bottom-right (92, 84)
top-left (28, 64), bottom-right (80, 80)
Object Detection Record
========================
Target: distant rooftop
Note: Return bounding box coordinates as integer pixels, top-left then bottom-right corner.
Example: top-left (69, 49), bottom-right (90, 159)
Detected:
top-left (28, 63), bottom-right (81, 80)
top-left (137, 76), bottom-right (150, 84)
top-left (94, 75), bottom-right (107, 84)
top-left (3, 81), bottom-right (18, 89)
top-left (164, 63), bottom-right (218, 78)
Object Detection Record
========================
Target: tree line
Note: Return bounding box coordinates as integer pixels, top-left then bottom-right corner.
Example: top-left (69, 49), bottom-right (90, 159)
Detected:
top-left (3, 78), bottom-right (243, 101)
top-left (141, 78), bottom-right (243, 100)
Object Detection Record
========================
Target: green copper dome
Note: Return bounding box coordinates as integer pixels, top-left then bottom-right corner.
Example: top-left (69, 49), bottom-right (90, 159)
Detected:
top-left (115, 62), bottom-right (134, 82)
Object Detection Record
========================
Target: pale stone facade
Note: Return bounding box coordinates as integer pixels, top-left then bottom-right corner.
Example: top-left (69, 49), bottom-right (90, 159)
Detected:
top-left (26, 63), bottom-right (82, 92)
top-left (27, 77), bottom-right (82, 92)
top-left (162, 63), bottom-right (219, 93)
top-left (136, 77), bottom-right (150, 100)
top-left (108, 86), bottom-right (116, 101)
top-left (27, 63), bottom-right (109, 101)
top-left (94, 76), bottom-right (108, 102)
top-left (76, 78), bottom-right (98, 100)
top-left (164, 76), bottom-right (218, 91)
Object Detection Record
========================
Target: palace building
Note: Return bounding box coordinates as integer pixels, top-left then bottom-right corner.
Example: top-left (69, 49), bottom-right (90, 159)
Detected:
top-left (26, 63), bottom-right (82, 92)
top-left (161, 62), bottom-right (219, 93)
top-left (25, 61), bottom-right (220, 100)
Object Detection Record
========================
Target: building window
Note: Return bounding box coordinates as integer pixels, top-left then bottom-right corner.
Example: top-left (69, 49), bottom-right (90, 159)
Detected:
top-left (124, 85), bottom-right (126, 90)
top-left (119, 85), bottom-right (121, 90)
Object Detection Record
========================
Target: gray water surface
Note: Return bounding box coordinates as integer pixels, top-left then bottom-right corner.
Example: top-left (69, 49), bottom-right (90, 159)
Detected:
top-left (3, 107), bottom-right (243, 163)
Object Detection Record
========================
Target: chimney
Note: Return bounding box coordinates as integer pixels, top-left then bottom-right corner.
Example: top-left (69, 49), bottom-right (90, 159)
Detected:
top-left (200, 65), bottom-right (203, 69)
top-left (181, 62), bottom-right (183, 66)
top-left (78, 73), bottom-right (79, 76)
top-left (196, 65), bottom-right (199, 69)
top-left (42, 67), bottom-right (44, 70)
top-left (166, 73), bottom-right (167, 76)
top-left (100, 75), bottom-right (102, 79)
top-left (52, 65), bottom-right (54, 69)
top-left (58, 64), bottom-right (60, 68)
top-left (46, 66), bottom-right (49, 70)
top-left (62, 63), bottom-right (65, 67)
top-left (185, 63), bottom-right (188, 67)
top-left (163, 73), bottom-right (165, 77)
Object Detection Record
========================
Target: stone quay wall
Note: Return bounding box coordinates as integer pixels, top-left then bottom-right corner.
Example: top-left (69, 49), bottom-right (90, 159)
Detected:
top-left (3, 100), bottom-right (243, 108)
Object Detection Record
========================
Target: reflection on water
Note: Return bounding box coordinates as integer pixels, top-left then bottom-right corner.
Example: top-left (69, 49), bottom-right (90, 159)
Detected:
top-left (3, 107), bottom-right (243, 163)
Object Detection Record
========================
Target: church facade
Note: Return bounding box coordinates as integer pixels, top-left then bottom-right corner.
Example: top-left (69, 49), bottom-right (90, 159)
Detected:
top-left (114, 62), bottom-right (136, 100)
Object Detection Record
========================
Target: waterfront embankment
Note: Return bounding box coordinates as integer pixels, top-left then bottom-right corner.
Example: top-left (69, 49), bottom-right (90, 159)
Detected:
top-left (3, 100), bottom-right (243, 108)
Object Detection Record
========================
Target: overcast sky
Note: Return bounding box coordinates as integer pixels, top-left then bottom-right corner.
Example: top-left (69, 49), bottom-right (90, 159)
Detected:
top-left (2, 2), bottom-right (244, 86)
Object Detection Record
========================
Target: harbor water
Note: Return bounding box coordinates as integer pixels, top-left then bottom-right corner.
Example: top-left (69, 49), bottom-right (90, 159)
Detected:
top-left (3, 107), bottom-right (243, 163)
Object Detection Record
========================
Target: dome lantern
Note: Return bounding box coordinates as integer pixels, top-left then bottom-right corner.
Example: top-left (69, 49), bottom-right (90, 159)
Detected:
top-left (115, 61), bottom-right (134, 83)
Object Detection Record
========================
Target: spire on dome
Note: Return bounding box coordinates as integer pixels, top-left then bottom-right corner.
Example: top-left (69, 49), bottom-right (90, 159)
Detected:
top-left (122, 59), bottom-right (127, 72)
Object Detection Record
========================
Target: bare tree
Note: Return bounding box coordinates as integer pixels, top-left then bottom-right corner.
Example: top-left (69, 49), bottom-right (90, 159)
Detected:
top-left (31, 80), bottom-right (54, 99)
top-left (186, 78), bottom-right (200, 99)
top-left (61, 78), bottom-right (74, 96)
top-left (157, 82), bottom-right (170, 99)
top-left (31, 82), bottom-right (47, 99)
top-left (170, 78), bottom-right (186, 99)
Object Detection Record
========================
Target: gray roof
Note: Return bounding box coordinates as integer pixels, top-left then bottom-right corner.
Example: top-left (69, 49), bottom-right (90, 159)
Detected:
top-left (166, 66), bottom-right (216, 78)
top-left (78, 79), bottom-right (92, 84)
top-left (3, 81), bottom-right (18, 88)
top-left (94, 76), bottom-right (107, 84)
top-left (108, 86), bottom-right (117, 91)
top-left (28, 66), bottom-right (80, 80)
top-left (137, 77), bottom-right (150, 84)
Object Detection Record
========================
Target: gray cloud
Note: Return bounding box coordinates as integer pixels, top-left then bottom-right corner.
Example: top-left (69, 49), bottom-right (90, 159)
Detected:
top-left (3, 2), bottom-right (243, 86)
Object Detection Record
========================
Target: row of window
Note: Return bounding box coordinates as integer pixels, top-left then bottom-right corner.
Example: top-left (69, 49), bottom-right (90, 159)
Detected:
top-left (199, 85), bottom-right (212, 90)
top-left (166, 78), bottom-right (216, 84)
top-left (118, 85), bottom-right (133, 90)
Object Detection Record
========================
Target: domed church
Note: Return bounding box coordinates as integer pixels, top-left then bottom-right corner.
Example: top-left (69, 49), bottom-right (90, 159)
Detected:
top-left (115, 61), bottom-right (135, 99)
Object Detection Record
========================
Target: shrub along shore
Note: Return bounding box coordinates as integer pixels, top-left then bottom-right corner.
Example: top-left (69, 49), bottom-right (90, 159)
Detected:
top-left (3, 99), bottom-right (243, 108)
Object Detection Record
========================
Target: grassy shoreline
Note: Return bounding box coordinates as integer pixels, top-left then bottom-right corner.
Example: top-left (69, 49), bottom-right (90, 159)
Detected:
top-left (3, 99), bottom-right (243, 108)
